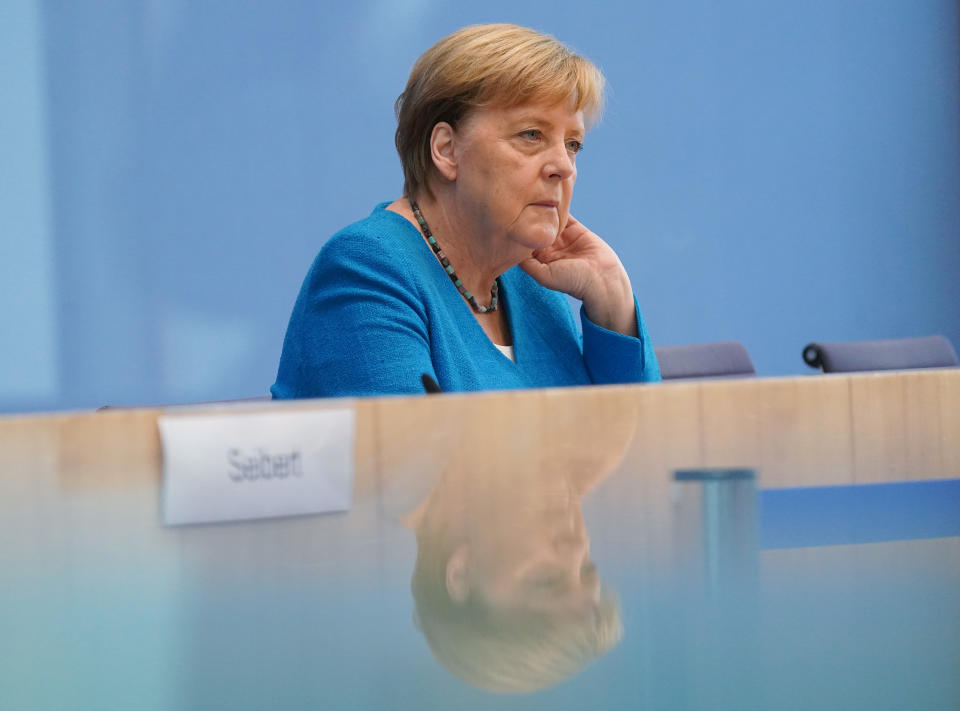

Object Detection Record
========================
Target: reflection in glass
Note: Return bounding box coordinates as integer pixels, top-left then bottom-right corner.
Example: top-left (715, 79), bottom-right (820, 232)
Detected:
top-left (673, 468), bottom-right (758, 595)
top-left (402, 406), bottom-right (637, 693)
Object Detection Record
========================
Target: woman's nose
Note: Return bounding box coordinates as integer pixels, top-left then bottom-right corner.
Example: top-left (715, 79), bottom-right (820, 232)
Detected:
top-left (553, 522), bottom-right (588, 558)
top-left (544, 142), bottom-right (576, 180)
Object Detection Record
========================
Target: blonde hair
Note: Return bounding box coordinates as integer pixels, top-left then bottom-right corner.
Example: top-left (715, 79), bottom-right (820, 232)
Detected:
top-left (411, 531), bottom-right (622, 694)
top-left (395, 24), bottom-right (606, 199)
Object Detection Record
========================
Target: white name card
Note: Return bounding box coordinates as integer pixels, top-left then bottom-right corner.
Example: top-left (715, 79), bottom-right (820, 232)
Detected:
top-left (160, 408), bottom-right (354, 526)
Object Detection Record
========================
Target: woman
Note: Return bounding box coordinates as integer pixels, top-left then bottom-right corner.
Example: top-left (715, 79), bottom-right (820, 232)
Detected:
top-left (271, 24), bottom-right (659, 399)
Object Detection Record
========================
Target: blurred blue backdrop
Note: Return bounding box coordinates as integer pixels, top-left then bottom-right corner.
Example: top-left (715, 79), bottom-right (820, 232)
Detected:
top-left (2, 0), bottom-right (958, 413)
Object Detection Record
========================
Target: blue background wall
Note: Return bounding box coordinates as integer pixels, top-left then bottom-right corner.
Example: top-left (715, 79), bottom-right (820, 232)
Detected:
top-left (2, 0), bottom-right (958, 413)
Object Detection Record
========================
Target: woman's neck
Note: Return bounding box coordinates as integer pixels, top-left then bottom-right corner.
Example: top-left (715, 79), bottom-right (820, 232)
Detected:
top-left (389, 193), bottom-right (513, 301)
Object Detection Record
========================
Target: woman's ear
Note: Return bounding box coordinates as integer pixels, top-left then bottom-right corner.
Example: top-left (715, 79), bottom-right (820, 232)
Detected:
top-left (430, 122), bottom-right (458, 182)
top-left (445, 544), bottom-right (471, 603)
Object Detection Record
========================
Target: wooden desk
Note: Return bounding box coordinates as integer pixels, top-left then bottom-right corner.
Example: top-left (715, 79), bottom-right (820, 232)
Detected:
top-left (2, 368), bottom-right (957, 493)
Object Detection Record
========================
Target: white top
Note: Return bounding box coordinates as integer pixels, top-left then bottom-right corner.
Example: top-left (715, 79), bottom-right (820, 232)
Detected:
top-left (494, 343), bottom-right (515, 362)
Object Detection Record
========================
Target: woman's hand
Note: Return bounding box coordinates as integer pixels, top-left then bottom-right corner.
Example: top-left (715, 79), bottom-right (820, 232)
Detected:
top-left (519, 215), bottom-right (638, 337)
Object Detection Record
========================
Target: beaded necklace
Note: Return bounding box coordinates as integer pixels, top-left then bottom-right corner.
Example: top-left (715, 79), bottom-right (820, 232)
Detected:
top-left (409, 199), bottom-right (499, 314)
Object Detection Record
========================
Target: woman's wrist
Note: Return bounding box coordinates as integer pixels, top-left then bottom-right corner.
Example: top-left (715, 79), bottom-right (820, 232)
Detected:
top-left (581, 272), bottom-right (638, 337)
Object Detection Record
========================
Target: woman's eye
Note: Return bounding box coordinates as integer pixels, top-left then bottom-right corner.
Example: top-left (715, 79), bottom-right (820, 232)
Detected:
top-left (519, 129), bottom-right (541, 141)
top-left (530, 574), bottom-right (566, 591)
top-left (566, 139), bottom-right (584, 154)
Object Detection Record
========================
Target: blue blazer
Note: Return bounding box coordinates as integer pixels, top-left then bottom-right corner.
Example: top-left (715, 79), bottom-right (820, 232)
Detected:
top-left (271, 204), bottom-right (660, 398)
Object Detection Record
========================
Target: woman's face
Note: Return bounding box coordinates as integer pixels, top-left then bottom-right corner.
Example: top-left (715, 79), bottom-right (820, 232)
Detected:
top-left (455, 478), bottom-right (599, 616)
top-left (447, 98), bottom-right (585, 256)
top-left (470, 506), bottom-right (599, 616)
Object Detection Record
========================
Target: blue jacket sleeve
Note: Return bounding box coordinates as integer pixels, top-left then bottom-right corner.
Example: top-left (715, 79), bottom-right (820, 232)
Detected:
top-left (580, 297), bottom-right (661, 384)
top-left (271, 233), bottom-right (436, 398)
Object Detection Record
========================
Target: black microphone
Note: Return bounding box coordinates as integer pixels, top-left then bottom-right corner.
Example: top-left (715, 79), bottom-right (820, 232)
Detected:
top-left (421, 373), bottom-right (443, 394)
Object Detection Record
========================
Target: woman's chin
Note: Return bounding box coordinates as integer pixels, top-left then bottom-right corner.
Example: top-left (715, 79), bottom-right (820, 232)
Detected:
top-left (512, 229), bottom-right (559, 255)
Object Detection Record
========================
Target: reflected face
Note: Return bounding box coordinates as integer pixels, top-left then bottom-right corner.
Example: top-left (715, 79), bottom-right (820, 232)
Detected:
top-left (465, 500), bottom-right (600, 615)
top-left (451, 99), bottom-right (584, 256)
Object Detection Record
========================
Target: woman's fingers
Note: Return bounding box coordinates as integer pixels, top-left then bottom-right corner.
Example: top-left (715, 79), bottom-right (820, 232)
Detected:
top-left (519, 256), bottom-right (555, 284)
top-left (524, 216), bottom-right (637, 336)
top-left (521, 255), bottom-right (589, 298)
